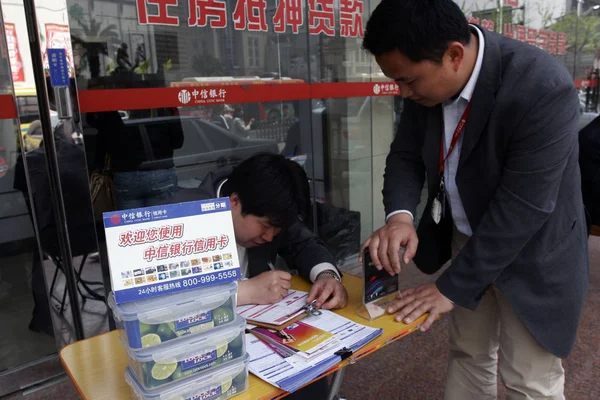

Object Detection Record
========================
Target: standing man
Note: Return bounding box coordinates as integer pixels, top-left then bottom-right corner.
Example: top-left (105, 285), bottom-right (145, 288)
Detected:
top-left (361, 1), bottom-right (589, 399)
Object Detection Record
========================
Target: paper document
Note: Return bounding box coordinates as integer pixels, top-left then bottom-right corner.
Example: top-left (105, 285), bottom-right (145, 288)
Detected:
top-left (246, 310), bottom-right (382, 393)
top-left (236, 290), bottom-right (308, 325)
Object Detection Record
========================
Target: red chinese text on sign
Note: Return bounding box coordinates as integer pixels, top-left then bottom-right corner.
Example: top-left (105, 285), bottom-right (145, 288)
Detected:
top-left (170, 243), bottom-right (182, 256)
top-left (503, 24), bottom-right (515, 39)
top-left (537, 30), bottom-right (548, 51)
top-left (557, 33), bottom-right (567, 55)
top-left (188, 0), bottom-right (228, 28)
top-left (340, 0), bottom-right (364, 38)
top-left (119, 232), bottom-right (134, 247)
top-left (273, 0), bottom-right (303, 34)
top-left (172, 224), bottom-right (184, 238)
top-left (233, 0), bottom-right (268, 31)
top-left (526, 28), bottom-right (537, 46)
top-left (134, 230), bottom-right (147, 244)
top-left (547, 31), bottom-right (558, 55)
top-left (137, 0), bottom-right (179, 26)
top-left (217, 234), bottom-right (229, 249)
top-left (481, 19), bottom-right (494, 32)
top-left (206, 236), bottom-right (218, 251)
top-left (308, 0), bottom-right (335, 36)
top-left (516, 25), bottom-right (526, 42)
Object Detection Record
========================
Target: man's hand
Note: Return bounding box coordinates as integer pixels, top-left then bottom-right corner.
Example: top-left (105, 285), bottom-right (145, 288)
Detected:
top-left (307, 273), bottom-right (348, 310)
top-left (387, 284), bottom-right (454, 332)
top-left (360, 213), bottom-right (418, 276)
top-left (237, 271), bottom-right (292, 306)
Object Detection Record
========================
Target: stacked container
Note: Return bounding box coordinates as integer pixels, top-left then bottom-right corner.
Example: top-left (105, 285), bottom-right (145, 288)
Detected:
top-left (109, 282), bottom-right (250, 400)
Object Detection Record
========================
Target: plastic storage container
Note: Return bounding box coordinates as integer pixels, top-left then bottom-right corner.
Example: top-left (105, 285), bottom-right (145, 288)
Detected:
top-left (127, 315), bottom-right (246, 389)
top-left (108, 282), bottom-right (237, 349)
top-left (126, 353), bottom-right (250, 400)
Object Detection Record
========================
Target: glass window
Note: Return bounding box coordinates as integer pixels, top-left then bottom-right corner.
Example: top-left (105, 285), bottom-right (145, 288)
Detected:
top-left (198, 121), bottom-right (237, 151)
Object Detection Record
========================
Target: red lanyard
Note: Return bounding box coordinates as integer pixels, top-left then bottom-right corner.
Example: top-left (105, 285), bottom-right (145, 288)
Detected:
top-left (439, 101), bottom-right (472, 175)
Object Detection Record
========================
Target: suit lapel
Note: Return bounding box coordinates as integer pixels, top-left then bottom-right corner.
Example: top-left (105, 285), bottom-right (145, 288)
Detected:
top-left (458, 30), bottom-right (502, 169)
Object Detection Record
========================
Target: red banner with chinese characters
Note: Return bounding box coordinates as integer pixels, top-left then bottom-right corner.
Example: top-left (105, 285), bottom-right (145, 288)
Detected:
top-left (504, 0), bottom-right (519, 6)
top-left (78, 81), bottom-right (400, 112)
top-left (4, 23), bottom-right (24, 82)
top-left (557, 33), bottom-right (567, 55)
top-left (137, 0), bottom-right (364, 37)
top-left (500, 23), bottom-right (565, 55)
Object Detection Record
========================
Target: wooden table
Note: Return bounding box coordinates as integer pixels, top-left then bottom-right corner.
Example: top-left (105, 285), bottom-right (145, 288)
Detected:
top-left (60, 274), bottom-right (428, 400)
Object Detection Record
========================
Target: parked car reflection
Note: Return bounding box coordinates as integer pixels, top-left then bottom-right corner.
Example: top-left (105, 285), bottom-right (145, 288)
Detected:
top-left (123, 116), bottom-right (279, 189)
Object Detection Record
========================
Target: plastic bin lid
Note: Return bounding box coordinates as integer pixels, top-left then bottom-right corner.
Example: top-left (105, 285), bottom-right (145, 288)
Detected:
top-left (126, 315), bottom-right (246, 363)
top-left (108, 282), bottom-right (237, 324)
top-left (126, 353), bottom-right (250, 400)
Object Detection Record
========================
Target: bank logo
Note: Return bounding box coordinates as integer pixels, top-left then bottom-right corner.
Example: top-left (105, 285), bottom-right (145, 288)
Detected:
top-left (178, 90), bottom-right (191, 104)
top-left (373, 84), bottom-right (381, 95)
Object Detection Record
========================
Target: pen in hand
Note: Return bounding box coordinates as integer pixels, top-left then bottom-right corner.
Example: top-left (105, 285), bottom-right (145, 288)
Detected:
top-left (267, 261), bottom-right (298, 275)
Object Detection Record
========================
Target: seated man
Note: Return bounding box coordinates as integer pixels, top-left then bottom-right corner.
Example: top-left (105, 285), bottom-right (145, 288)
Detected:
top-left (173, 153), bottom-right (348, 310)
top-left (173, 153), bottom-right (347, 399)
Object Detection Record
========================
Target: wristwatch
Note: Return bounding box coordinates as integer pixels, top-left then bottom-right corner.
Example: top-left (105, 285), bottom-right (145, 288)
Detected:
top-left (316, 270), bottom-right (342, 283)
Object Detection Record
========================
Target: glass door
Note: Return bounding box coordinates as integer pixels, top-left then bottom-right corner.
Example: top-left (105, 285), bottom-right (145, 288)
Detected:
top-left (0, 0), bottom-right (107, 396)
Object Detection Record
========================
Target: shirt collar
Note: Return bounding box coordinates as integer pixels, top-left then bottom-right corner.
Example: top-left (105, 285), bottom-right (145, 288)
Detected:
top-left (216, 178), bottom-right (228, 197)
top-left (447, 25), bottom-right (485, 106)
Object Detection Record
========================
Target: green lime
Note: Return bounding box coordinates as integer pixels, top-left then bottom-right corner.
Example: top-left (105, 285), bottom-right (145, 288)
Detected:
top-left (216, 342), bottom-right (228, 358)
top-left (151, 362), bottom-right (177, 381)
top-left (186, 321), bottom-right (215, 335)
top-left (141, 333), bottom-right (161, 348)
top-left (172, 365), bottom-right (185, 381)
top-left (157, 323), bottom-right (177, 341)
top-left (139, 322), bottom-right (157, 336)
top-left (221, 377), bottom-right (233, 393)
top-left (229, 334), bottom-right (244, 350)
top-left (232, 370), bottom-right (247, 388)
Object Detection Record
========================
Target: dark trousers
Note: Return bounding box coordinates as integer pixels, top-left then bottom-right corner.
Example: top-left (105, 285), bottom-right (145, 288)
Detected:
top-left (29, 253), bottom-right (54, 336)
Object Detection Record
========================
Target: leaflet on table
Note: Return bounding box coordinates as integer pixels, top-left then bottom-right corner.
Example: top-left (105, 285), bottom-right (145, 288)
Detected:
top-left (246, 310), bottom-right (383, 393)
top-left (103, 199), bottom-right (241, 304)
top-left (235, 290), bottom-right (309, 325)
top-left (251, 321), bottom-right (339, 360)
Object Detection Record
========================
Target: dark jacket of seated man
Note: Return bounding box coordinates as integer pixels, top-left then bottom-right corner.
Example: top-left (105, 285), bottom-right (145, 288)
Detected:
top-left (169, 153), bottom-right (348, 311)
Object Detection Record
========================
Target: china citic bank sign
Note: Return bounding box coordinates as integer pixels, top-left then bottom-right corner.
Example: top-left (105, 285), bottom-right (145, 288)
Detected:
top-left (136, 0), bottom-right (364, 38)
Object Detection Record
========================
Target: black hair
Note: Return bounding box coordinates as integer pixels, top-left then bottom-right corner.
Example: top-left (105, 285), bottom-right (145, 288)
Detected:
top-left (362, 0), bottom-right (471, 63)
top-left (222, 153), bottom-right (310, 228)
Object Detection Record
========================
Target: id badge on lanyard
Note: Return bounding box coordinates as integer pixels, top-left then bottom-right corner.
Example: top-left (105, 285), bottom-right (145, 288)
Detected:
top-left (432, 101), bottom-right (471, 224)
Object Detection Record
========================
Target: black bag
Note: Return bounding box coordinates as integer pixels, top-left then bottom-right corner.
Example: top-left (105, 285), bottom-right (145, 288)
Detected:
top-left (315, 202), bottom-right (361, 265)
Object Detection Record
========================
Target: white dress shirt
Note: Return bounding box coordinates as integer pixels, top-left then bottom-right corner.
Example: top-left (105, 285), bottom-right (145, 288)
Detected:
top-left (387, 25), bottom-right (485, 237)
top-left (217, 179), bottom-right (338, 280)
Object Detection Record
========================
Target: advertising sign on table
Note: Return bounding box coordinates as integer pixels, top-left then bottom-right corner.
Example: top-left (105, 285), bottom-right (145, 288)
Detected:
top-left (104, 199), bottom-right (241, 304)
